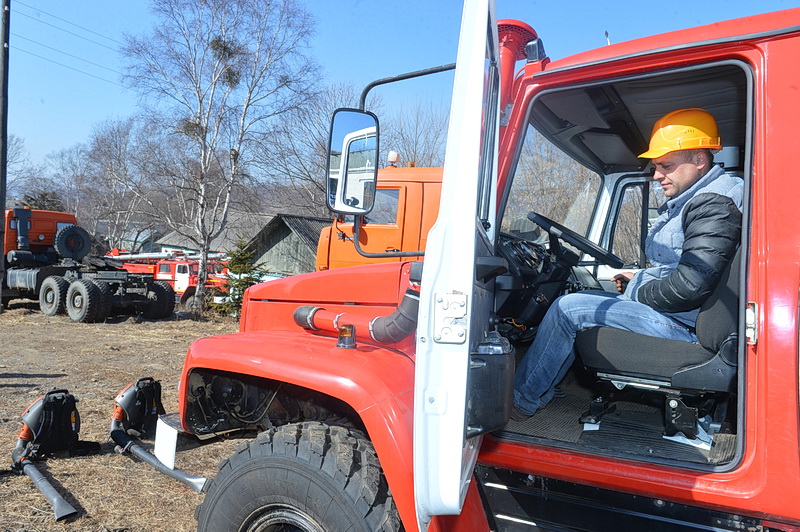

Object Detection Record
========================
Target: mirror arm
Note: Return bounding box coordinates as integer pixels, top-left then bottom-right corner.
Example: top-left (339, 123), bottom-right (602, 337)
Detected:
top-left (359, 63), bottom-right (456, 110)
top-left (352, 216), bottom-right (426, 259)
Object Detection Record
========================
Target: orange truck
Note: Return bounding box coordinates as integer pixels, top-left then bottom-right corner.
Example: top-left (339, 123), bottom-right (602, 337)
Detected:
top-left (2, 208), bottom-right (173, 321)
top-left (316, 165), bottom-right (441, 271)
top-left (107, 249), bottom-right (227, 309)
top-left (159, 2), bottom-right (800, 530)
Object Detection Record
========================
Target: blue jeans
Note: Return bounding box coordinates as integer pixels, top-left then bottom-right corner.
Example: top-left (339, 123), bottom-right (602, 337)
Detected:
top-left (513, 291), bottom-right (698, 415)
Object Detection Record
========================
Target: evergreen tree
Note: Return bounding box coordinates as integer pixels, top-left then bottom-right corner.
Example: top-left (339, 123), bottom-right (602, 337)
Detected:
top-left (218, 237), bottom-right (268, 317)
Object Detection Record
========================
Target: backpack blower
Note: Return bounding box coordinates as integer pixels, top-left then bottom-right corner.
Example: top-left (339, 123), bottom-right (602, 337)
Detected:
top-left (109, 377), bottom-right (207, 493)
top-left (11, 389), bottom-right (81, 521)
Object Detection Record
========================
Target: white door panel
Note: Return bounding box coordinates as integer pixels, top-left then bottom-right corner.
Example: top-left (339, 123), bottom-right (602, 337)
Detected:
top-left (413, 0), bottom-right (500, 528)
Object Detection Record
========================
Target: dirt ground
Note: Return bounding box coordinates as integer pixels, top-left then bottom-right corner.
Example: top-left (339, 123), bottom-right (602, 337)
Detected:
top-left (0, 303), bottom-right (245, 532)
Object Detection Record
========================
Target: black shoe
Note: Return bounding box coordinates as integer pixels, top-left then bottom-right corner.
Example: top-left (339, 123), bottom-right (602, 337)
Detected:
top-left (510, 405), bottom-right (534, 422)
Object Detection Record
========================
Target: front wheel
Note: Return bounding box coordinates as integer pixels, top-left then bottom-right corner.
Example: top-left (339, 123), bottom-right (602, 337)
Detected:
top-left (196, 422), bottom-right (402, 532)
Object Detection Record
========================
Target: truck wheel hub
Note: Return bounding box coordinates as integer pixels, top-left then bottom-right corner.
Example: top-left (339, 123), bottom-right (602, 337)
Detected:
top-left (243, 505), bottom-right (324, 532)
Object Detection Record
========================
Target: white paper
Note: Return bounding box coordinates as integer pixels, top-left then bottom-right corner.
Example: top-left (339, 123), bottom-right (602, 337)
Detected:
top-left (154, 417), bottom-right (178, 469)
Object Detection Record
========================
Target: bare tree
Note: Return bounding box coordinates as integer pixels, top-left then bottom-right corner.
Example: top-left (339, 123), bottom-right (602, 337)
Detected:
top-left (502, 125), bottom-right (599, 242)
top-left (5, 135), bottom-right (43, 203)
top-left (254, 83), bottom-right (376, 217)
top-left (121, 0), bottom-right (318, 306)
top-left (84, 118), bottom-right (163, 251)
top-left (43, 144), bottom-right (91, 219)
top-left (382, 100), bottom-right (449, 168)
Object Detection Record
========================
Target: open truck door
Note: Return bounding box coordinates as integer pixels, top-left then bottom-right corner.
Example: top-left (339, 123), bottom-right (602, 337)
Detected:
top-left (413, 0), bottom-right (510, 528)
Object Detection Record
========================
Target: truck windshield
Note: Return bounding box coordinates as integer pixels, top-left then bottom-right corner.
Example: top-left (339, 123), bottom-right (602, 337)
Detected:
top-left (501, 125), bottom-right (599, 241)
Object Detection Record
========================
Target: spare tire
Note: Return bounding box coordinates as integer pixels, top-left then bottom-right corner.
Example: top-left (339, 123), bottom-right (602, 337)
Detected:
top-left (54, 225), bottom-right (92, 260)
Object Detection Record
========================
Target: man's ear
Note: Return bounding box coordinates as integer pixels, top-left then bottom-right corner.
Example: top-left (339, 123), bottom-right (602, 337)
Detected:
top-left (692, 150), bottom-right (709, 171)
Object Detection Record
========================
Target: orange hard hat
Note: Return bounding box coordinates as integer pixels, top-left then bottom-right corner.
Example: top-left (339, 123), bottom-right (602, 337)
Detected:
top-left (639, 108), bottom-right (722, 159)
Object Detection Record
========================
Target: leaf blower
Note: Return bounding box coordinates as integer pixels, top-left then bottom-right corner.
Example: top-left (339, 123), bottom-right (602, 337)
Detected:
top-left (109, 377), bottom-right (207, 493)
top-left (11, 389), bottom-right (81, 521)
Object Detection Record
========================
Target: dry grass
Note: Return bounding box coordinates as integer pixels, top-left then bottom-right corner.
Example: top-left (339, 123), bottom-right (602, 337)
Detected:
top-left (0, 304), bottom-right (243, 532)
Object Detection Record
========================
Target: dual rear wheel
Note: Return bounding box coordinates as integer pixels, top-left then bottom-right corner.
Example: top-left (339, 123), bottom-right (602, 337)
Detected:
top-left (40, 276), bottom-right (175, 322)
top-left (40, 275), bottom-right (107, 322)
top-left (65, 278), bottom-right (106, 323)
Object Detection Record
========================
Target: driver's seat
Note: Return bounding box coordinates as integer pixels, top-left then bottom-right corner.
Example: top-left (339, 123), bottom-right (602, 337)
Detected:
top-left (574, 248), bottom-right (741, 437)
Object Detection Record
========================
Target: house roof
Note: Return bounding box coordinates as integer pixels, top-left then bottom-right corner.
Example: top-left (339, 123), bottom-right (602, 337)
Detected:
top-left (275, 214), bottom-right (332, 251)
top-left (157, 210), bottom-right (275, 253)
top-left (156, 211), bottom-right (332, 254)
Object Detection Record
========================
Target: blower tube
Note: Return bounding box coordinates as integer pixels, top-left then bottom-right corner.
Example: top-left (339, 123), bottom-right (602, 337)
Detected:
top-left (109, 417), bottom-right (207, 494)
top-left (17, 459), bottom-right (78, 521)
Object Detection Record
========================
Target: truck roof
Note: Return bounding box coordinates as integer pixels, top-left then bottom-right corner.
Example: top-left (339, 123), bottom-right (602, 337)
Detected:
top-left (545, 8), bottom-right (800, 73)
top-left (378, 166), bottom-right (442, 184)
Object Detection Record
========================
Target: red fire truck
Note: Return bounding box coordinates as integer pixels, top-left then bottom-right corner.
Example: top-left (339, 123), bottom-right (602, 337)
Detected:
top-left (108, 250), bottom-right (227, 309)
top-left (157, 2), bottom-right (800, 530)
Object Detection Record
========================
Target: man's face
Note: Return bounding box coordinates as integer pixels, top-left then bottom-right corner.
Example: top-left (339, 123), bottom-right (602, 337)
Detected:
top-left (651, 150), bottom-right (705, 199)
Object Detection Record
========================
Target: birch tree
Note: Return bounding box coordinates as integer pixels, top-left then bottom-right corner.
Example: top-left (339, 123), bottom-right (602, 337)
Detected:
top-left (5, 135), bottom-right (42, 202)
top-left (121, 0), bottom-right (317, 306)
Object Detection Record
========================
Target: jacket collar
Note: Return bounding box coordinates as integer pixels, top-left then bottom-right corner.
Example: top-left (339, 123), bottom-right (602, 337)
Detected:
top-left (657, 164), bottom-right (726, 215)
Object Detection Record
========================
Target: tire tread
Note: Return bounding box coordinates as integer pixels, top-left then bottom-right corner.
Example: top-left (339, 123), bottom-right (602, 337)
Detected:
top-left (197, 421), bottom-right (402, 532)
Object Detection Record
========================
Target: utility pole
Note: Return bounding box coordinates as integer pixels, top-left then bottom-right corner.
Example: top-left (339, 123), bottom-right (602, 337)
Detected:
top-left (0, 0), bottom-right (10, 313)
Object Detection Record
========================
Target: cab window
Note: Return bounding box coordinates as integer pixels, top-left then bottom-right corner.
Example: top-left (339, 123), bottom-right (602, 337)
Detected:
top-left (502, 125), bottom-right (600, 240)
top-left (365, 189), bottom-right (399, 224)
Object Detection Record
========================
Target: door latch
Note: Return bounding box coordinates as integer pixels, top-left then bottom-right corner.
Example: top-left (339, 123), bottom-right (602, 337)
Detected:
top-left (433, 292), bottom-right (467, 344)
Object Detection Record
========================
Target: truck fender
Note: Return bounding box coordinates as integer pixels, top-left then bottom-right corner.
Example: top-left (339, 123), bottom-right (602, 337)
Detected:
top-left (180, 330), bottom-right (418, 528)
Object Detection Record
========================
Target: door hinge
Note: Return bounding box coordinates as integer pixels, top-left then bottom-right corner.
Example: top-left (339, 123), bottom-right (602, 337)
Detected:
top-left (433, 292), bottom-right (467, 344)
top-left (745, 302), bottom-right (758, 345)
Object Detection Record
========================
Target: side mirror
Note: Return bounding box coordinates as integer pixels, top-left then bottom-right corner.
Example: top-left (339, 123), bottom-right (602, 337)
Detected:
top-left (326, 109), bottom-right (379, 215)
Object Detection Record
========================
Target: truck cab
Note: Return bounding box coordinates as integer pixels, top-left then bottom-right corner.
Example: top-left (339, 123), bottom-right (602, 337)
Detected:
top-left (175, 2), bottom-right (800, 531)
top-left (316, 165), bottom-right (442, 270)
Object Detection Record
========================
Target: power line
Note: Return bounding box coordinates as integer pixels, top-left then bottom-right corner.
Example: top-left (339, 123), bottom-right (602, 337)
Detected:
top-left (14, 1), bottom-right (124, 46)
top-left (11, 46), bottom-right (124, 87)
top-left (12, 10), bottom-right (119, 52)
top-left (11, 33), bottom-right (122, 76)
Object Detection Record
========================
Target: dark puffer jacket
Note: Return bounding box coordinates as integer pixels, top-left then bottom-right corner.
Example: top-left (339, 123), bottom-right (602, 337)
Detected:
top-left (625, 165), bottom-right (743, 327)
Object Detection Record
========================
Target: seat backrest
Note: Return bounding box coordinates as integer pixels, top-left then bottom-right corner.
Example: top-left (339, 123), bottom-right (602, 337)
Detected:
top-left (695, 246), bottom-right (741, 353)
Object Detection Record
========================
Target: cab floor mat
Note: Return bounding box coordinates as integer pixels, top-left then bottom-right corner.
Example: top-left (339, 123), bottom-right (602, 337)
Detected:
top-left (503, 372), bottom-right (592, 444)
top-left (498, 371), bottom-right (738, 466)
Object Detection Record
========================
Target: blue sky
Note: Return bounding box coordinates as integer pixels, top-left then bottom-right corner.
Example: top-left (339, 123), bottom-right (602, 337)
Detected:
top-left (7, 0), bottom-right (794, 164)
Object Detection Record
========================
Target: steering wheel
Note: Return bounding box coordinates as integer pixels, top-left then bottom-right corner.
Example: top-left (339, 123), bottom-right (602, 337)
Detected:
top-left (527, 211), bottom-right (624, 269)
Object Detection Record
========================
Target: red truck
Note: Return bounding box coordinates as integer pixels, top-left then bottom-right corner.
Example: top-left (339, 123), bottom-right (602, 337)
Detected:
top-left (161, 2), bottom-right (800, 530)
top-left (108, 249), bottom-right (227, 309)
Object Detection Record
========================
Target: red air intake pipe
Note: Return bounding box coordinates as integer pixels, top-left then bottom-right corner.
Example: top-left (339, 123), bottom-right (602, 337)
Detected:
top-left (497, 19), bottom-right (538, 117)
top-left (293, 288), bottom-right (420, 344)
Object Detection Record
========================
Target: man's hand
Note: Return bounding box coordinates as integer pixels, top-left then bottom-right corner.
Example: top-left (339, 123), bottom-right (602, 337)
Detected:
top-left (612, 272), bottom-right (635, 293)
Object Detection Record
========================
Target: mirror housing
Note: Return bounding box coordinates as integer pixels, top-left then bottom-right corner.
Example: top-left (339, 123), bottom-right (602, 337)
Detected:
top-left (326, 109), bottom-right (379, 215)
